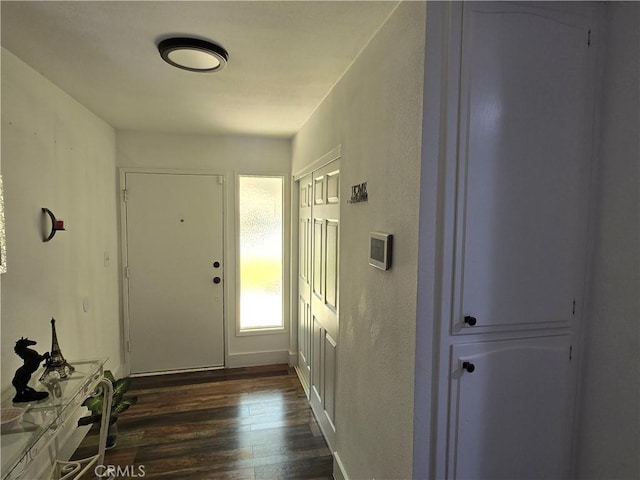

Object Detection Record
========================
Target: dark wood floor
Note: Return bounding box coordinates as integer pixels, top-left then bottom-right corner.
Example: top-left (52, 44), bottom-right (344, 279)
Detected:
top-left (72, 364), bottom-right (333, 479)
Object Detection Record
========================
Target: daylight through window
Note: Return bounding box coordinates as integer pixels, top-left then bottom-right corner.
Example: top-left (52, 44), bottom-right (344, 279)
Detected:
top-left (238, 176), bottom-right (284, 330)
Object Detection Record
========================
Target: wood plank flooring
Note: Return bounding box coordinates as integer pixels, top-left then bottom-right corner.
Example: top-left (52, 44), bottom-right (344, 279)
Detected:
top-left (72, 365), bottom-right (333, 479)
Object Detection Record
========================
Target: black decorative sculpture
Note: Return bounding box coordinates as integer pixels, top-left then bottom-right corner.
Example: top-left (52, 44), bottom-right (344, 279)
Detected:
top-left (40, 318), bottom-right (74, 383)
top-left (12, 338), bottom-right (50, 403)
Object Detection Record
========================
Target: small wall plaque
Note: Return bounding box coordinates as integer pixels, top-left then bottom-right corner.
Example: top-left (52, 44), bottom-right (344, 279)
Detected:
top-left (349, 182), bottom-right (368, 203)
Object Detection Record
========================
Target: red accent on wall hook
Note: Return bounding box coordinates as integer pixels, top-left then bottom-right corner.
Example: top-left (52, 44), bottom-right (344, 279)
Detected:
top-left (42, 208), bottom-right (65, 242)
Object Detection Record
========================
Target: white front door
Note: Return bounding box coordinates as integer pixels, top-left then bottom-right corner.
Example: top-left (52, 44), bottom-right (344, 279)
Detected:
top-left (124, 172), bottom-right (225, 374)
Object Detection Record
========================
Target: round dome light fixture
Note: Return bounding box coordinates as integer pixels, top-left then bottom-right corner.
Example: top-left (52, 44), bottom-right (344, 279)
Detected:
top-left (158, 37), bottom-right (228, 73)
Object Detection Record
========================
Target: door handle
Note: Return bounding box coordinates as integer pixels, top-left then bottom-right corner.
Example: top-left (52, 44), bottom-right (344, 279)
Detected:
top-left (464, 315), bottom-right (477, 326)
top-left (213, 277), bottom-right (221, 284)
top-left (462, 361), bottom-right (475, 373)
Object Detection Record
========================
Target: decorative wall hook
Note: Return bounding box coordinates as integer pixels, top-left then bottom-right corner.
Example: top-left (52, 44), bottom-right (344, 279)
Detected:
top-left (42, 208), bottom-right (65, 242)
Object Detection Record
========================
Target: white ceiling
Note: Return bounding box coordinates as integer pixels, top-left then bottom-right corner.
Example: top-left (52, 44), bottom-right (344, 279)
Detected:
top-left (1, 1), bottom-right (399, 138)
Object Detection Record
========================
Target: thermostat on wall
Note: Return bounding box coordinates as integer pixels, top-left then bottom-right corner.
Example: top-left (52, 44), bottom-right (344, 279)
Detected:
top-left (369, 232), bottom-right (392, 270)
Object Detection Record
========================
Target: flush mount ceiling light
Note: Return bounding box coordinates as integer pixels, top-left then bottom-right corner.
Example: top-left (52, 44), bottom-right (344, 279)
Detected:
top-left (158, 37), bottom-right (228, 72)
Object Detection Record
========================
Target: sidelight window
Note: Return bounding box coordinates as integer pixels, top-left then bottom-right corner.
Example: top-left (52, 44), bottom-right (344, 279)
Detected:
top-left (238, 175), bottom-right (284, 331)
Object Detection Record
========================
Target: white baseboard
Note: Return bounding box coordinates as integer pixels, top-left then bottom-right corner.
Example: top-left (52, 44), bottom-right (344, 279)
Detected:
top-left (112, 362), bottom-right (127, 380)
top-left (294, 365), bottom-right (310, 398)
top-left (226, 350), bottom-right (289, 368)
top-left (131, 365), bottom-right (224, 377)
top-left (288, 350), bottom-right (298, 367)
top-left (333, 451), bottom-right (348, 480)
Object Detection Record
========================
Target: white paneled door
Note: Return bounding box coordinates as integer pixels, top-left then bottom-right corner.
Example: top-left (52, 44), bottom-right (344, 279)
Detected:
top-left (297, 159), bottom-right (340, 450)
top-left (123, 172), bottom-right (225, 374)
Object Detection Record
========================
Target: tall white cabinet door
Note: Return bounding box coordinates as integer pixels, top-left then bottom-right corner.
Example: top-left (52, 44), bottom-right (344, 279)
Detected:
top-left (454, 3), bottom-right (593, 332)
top-left (297, 174), bottom-right (313, 391)
top-left (432, 2), bottom-right (600, 478)
top-left (449, 337), bottom-right (574, 480)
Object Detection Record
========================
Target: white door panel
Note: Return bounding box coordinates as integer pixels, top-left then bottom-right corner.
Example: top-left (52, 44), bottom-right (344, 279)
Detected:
top-left (449, 337), bottom-right (573, 479)
top-left (311, 315), bottom-right (323, 404)
top-left (455, 3), bottom-right (592, 332)
top-left (125, 172), bottom-right (224, 373)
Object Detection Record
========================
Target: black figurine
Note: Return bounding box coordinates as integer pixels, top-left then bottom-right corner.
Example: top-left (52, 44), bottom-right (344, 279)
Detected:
top-left (12, 337), bottom-right (50, 403)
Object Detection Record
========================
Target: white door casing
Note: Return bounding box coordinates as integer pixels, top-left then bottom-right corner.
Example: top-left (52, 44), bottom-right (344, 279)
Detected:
top-left (123, 172), bottom-right (225, 374)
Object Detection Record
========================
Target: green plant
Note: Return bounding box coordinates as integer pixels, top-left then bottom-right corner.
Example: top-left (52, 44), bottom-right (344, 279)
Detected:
top-left (78, 370), bottom-right (138, 427)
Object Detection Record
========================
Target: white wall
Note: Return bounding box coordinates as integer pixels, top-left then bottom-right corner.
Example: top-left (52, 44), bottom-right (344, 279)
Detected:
top-left (116, 131), bottom-right (292, 368)
top-left (292, 3), bottom-right (426, 478)
top-left (576, 3), bottom-right (640, 478)
top-left (1, 48), bottom-right (121, 388)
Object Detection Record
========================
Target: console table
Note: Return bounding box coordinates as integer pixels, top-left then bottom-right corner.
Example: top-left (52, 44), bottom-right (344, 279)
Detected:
top-left (1, 359), bottom-right (113, 480)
